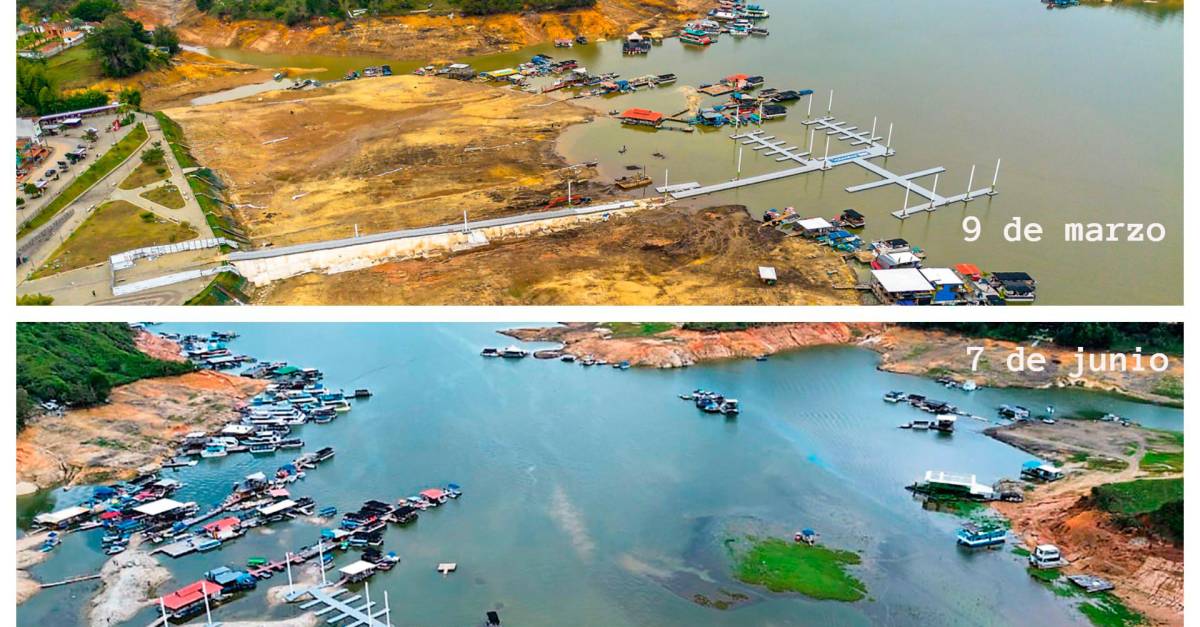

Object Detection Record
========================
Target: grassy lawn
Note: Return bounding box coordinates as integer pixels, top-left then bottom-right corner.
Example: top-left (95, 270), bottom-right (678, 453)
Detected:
top-left (44, 46), bottom-right (103, 91)
top-left (1151, 375), bottom-right (1183, 400)
top-left (732, 537), bottom-right (866, 602)
top-left (140, 184), bottom-right (186, 209)
top-left (154, 112), bottom-right (199, 168)
top-left (119, 160), bottom-right (171, 190)
top-left (31, 200), bottom-right (198, 278)
top-left (18, 124), bottom-right (149, 240)
top-left (603, 322), bottom-right (677, 337)
top-left (1139, 451), bottom-right (1183, 473)
top-left (1092, 478), bottom-right (1183, 515)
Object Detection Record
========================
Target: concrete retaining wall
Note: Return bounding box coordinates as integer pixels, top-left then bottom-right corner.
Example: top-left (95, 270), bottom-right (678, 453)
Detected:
top-left (231, 207), bottom-right (635, 286)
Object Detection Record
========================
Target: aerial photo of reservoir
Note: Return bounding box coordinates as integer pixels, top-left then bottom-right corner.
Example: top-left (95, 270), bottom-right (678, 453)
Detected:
top-left (16, 322), bottom-right (1184, 625)
top-left (14, 0), bottom-right (1182, 305)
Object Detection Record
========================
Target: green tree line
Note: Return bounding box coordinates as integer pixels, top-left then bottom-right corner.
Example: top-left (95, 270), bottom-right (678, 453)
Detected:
top-left (16, 323), bottom-right (195, 429)
top-left (903, 323), bottom-right (1183, 355)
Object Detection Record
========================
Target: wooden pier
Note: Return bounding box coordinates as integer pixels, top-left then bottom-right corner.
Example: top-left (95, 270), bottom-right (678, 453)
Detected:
top-left (39, 573), bottom-right (101, 588)
top-left (664, 98), bottom-right (999, 219)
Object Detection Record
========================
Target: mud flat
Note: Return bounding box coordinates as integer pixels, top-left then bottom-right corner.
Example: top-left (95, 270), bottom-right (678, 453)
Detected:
top-left (167, 75), bottom-right (595, 247)
top-left (868, 327), bottom-right (1184, 406)
top-left (503, 323), bottom-right (880, 367)
top-left (259, 207), bottom-right (860, 305)
top-left (16, 370), bottom-right (267, 489)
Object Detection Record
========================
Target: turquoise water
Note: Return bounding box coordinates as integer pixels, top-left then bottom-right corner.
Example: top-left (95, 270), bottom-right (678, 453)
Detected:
top-left (199, 0), bottom-right (1183, 305)
top-left (17, 324), bottom-right (1182, 625)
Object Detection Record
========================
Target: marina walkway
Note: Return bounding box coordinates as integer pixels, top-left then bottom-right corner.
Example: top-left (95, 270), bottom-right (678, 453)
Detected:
top-left (665, 110), bottom-right (998, 219)
top-left (295, 586), bottom-right (390, 627)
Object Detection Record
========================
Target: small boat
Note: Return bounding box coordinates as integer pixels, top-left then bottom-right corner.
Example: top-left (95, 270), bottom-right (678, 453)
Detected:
top-left (247, 557), bottom-right (267, 567)
top-left (883, 391), bottom-right (907, 403)
top-left (957, 522), bottom-right (1007, 548)
top-left (278, 438), bottom-right (304, 449)
top-left (560, 355), bottom-right (577, 363)
top-left (614, 173), bottom-right (652, 190)
top-left (655, 73), bottom-right (677, 85)
top-left (910, 419), bottom-right (932, 430)
top-left (104, 543), bottom-right (127, 555)
top-left (480, 347), bottom-right (500, 357)
top-left (351, 389), bottom-right (373, 399)
top-left (197, 538), bottom-right (222, 552)
top-left (446, 483), bottom-right (463, 498)
top-left (575, 36), bottom-right (588, 45)
top-left (201, 444), bottom-right (227, 458)
top-left (39, 533), bottom-right (61, 552)
top-left (754, 355), bottom-right (768, 362)
top-left (500, 346), bottom-right (528, 358)
top-left (249, 442), bottom-right (278, 455)
top-left (750, 27), bottom-right (769, 36)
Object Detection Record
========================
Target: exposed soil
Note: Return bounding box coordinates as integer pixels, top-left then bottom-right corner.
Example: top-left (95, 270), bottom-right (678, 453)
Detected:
top-left (988, 420), bottom-right (1183, 626)
top-left (158, 0), bottom-right (707, 61)
top-left (258, 206), bottom-right (860, 305)
top-left (89, 539), bottom-right (172, 626)
top-left (167, 75), bottom-right (594, 247)
top-left (867, 326), bottom-right (1184, 406)
top-left (503, 323), bottom-right (881, 367)
top-left (90, 50), bottom-right (299, 110)
top-left (133, 328), bottom-right (186, 362)
top-left (15, 371), bottom-right (267, 489)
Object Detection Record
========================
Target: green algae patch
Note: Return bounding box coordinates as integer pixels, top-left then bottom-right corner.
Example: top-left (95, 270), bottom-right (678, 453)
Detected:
top-left (1078, 592), bottom-right (1145, 627)
top-left (733, 538), bottom-right (867, 602)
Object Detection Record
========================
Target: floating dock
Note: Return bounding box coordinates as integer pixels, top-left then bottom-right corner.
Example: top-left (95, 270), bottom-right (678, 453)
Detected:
top-left (665, 96), bottom-right (999, 219)
top-left (294, 586), bottom-right (390, 627)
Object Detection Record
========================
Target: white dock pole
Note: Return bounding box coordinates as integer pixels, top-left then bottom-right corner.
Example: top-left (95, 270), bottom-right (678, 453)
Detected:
top-left (365, 581), bottom-right (372, 616)
top-left (827, 89), bottom-right (833, 115)
top-left (806, 93), bottom-right (813, 119)
top-left (159, 598), bottom-right (168, 625)
top-left (286, 551), bottom-right (294, 593)
top-left (203, 587), bottom-right (213, 626)
top-left (567, 179), bottom-right (572, 206)
top-left (353, 223), bottom-right (359, 238)
top-left (965, 164), bottom-right (976, 202)
top-left (902, 181), bottom-right (911, 218)
top-left (737, 146), bottom-right (743, 178)
top-left (808, 127), bottom-right (815, 152)
top-left (870, 116), bottom-right (877, 143)
top-left (991, 157), bottom-right (1001, 192)
top-left (929, 173), bottom-right (940, 210)
top-left (758, 101), bottom-right (763, 125)
top-left (822, 135), bottom-right (831, 169)
top-left (886, 123), bottom-right (893, 151)
top-left (385, 590), bottom-right (392, 626)
top-left (462, 210), bottom-right (468, 232)
top-left (319, 542), bottom-right (327, 585)
top-left (664, 169), bottom-right (669, 194)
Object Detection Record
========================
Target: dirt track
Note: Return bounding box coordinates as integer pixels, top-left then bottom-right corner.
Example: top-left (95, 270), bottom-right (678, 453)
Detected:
top-left (167, 75), bottom-right (594, 247)
top-left (258, 206), bottom-right (860, 305)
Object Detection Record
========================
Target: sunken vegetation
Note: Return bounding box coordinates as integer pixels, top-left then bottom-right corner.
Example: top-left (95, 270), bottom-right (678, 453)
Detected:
top-left (16, 323), bottom-right (194, 428)
top-left (729, 537), bottom-right (867, 602)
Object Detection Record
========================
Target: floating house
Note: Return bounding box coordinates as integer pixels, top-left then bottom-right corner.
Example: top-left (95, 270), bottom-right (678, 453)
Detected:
top-left (160, 580), bottom-right (225, 620)
top-left (990, 272), bottom-right (1037, 303)
top-left (340, 560), bottom-right (378, 584)
top-left (956, 522), bottom-right (1007, 548)
top-left (619, 108), bottom-right (665, 128)
top-left (913, 470), bottom-right (998, 500)
top-left (203, 517), bottom-right (243, 540)
top-left (870, 269), bottom-right (936, 305)
top-left (134, 498), bottom-right (190, 523)
top-left (1020, 461), bottom-right (1064, 482)
top-left (954, 263), bottom-right (983, 282)
top-left (872, 251), bottom-right (922, 270)
top-left (919, 267), bottom-right (967, 303)
top-left (795, 217), bottom-right (834, 238)
top-left (33, 505), bottom-right (92, 530)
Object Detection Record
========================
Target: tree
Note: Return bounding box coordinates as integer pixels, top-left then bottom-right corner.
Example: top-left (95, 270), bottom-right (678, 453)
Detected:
top-left (22, 183), bottom-right (39, 197)
top-left (16, 293), bottom-right (54, 305)
top-left (141, 146), bottom-right (165, 164)
top-left (118, 86), bottom-right (142, 108)
top-left (17, 388), bottom-right (34, 430)
top-left (88, 14), bottom-right (151, 78)
top-left (70, 0), bottom-right (122, 21)
top-left (152, 25), bottom-right (180, 54)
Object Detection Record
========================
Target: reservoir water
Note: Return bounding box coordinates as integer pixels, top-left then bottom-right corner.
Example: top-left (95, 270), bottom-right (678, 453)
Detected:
top-left (17, 324), bottom-right (1183, 626)
top-left (196, 0), bottom-right (1183, 305)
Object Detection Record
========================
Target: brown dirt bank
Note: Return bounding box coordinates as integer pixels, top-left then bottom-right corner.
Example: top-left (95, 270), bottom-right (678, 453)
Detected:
top-left (867, 327), bottom-right (1184, 406)
top-left (86, 50), bottom-right (298, 110)
top-left (502, 323), bottom-right (882, 367)
top-left (166, 0), bottom-right (706, 60)
top-left (256, 206), bottom-right (860, 305)
top-left (133, 328), bottom-right (186, 362)
top-left (16, 371), bottom-right (267, 489)
top-left (167, 75), bottom-right (594, 247)
top-left (988, 420), bottom-right (1183, 626)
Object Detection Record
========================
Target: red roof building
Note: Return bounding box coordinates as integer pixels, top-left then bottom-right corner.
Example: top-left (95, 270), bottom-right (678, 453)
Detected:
top-left (619, 108), bottom-right (665, 127)
top-left (203, 517), bottom-right (241, 539)
top-left (954, 263), bottom-right (982, 281)
top-left (161, 580), bottom-right (223, 612)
